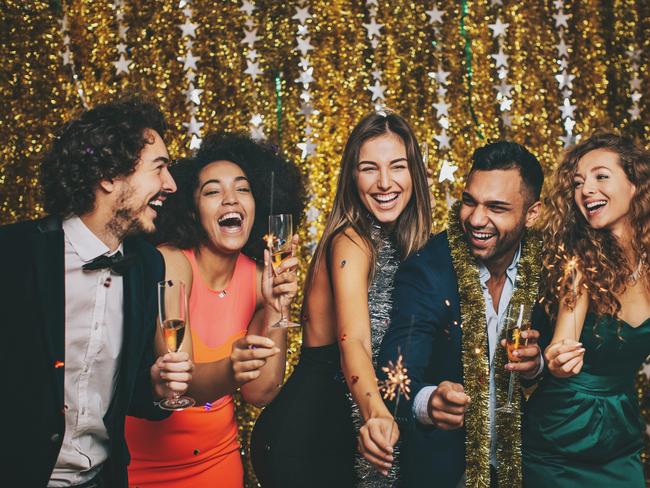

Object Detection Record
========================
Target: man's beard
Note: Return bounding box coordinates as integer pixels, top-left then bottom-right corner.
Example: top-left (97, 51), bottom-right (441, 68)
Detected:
top-left (106, 186), bottom-right (153, 241)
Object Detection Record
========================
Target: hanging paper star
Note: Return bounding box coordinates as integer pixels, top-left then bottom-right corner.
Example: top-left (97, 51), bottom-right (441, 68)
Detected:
top-left (183, 115), bottom-right (204, 136)
top-left (631, 91), bottom-right (642, 103)
top-left (491, 46), bottom-right (509, 68)
top-left (628, 106), bottom-right (641, 121)
top-left (250, 125), bottom-right (266, 141)
top-left (630, 75), bottom-right (641, 91)
top-left (434, 129), bottom-right (451, 150)
top-left (555, 70), bottom-right (575, 89)
top-left (244, 60), bottom-right (262, 80)
top-left (292, 6), bottom-right (311, 24)
top-left (241, 28), bottom-right (259, 47)
top-left (240, 0), bottom-right (256, 16)
top-left (363, 18), bottom-right (383, 38)
top-left (179, 18), bottom-right (198, 38)
top-left (433, 100), bottom-right (450, 118)
top-left (425, 6), bottom-right (444, 24)
top-left (560, 99), bottom-right (576, 119)
top-left (556, 39), bottom-right (568, 58)
top-left (295, 67), bottom-right (314, 87)
top-left (116, 42), bottom-right (127, 54)
top-left (297, 140), bottom-right (317, 159)
top-left (250, 114), bottom-right (263, 126)
top-left (430, 67), bottom-right (450, 85)
top-left (61, 48), bottom-right (73, 66)
top-left (501, 111), bottom-right (513, 128)
top-left (488, 17), bottom-right (509, 38)
top-left (438, 160), bottom-right (458, 183)
top-left (189, 135), bottom-right (202, 150)
top-left (554, 11), bottom-right (569, 29)
top-left (118, 24), bottom-right (128, 40)
top-left (367, 80), bottom-right (386, 101)
top-left (299, 101), bottom-right (316, 117)
top-left (493, 81), bottom-right (513, 98)
top-left (563, 117), bottom-right (576, 132)
top-left (185, 83), bottom-right (203, 105)
top-left (296, 36), bottom-right (314, 55)
top-left (246, 49), bottom-right (259, 61)
top-left (181, 50), bottom-right (200, 71)
top-left (113, 54), bottom-right (131, 75)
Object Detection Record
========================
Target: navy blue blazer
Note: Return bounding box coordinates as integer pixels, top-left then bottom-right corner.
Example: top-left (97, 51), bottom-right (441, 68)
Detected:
top-left (379, 231), bottom-right (549, 487)
top-left (0, 216), bottom-right (168, 487)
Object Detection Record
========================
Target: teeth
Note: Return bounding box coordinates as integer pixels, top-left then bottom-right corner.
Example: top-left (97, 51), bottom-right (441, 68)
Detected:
top-left (218, 212), bottom-right (243, 223)
top-left (586, 200), bottom-right (606, 210)
top-left (472, 231), bottom-right (493, 240)
top-left (149, 200), bottom-right (162, 207)
top-left (374, 193), bottom-right (398, 202)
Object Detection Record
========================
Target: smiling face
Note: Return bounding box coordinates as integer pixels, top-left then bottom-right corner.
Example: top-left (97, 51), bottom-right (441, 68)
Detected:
top-left (354, 131), bottom-right (413, 225)
top-left (460, 168), bottom-right (539, 265)
top-left (194, 160), bottom-right (255, 254)
top-left (109, 129), bottom-right (176, 238)
top-left (573, 148), bottom-right (636, 238)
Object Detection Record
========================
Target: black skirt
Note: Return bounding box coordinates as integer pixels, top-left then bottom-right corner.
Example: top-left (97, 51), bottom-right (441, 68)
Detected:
top-left (250, 343), bottom-right (356, 488)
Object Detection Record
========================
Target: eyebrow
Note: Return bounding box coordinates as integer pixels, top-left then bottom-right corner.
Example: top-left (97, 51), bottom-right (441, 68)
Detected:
top-left (357, 157), bottom-right (408, 165)
top-left (199, 176), bottom-right (249, 191)
top-left (462, 192), bottom-right (512, 206)
top-left (153, 156), bottom-right (170, 164)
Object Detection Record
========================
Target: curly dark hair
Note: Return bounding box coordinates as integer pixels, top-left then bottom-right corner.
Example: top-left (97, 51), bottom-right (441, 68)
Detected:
top-left (541, 131), bottom-right (650, 322)
top-left (154, 132), bottom-right (305, 260)
top-left (40, 97), bottom-right (166, 217)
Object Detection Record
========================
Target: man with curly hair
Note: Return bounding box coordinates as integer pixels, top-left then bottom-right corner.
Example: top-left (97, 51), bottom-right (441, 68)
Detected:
top-left (0, 98), bottom-right (193, 487)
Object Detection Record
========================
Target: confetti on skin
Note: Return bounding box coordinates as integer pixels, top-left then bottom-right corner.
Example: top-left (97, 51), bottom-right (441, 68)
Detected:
top-left (54, 360), bottom-right (64, 368)
top-left (340, 259), bottom-right (346, 268)
top-left (365, 392), bottom-right (372, 397)
top-left (379, 354), bottom-right (411, 401)
top-left (204, 402), bottom-right (212, 411)
top-left (193, 449), bottom-right (200, 456)
top-left (351, 375), bottom-right (359, 384)
top-left (340, 334), bottom-right (347, 342)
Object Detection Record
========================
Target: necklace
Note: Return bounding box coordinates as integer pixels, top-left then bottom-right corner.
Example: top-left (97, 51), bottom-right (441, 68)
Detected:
top-left (629, 255), bottom-right (646, 283)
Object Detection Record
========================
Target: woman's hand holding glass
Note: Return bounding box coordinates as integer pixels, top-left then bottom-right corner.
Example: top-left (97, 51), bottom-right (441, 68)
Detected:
top-left (263, 232), bottom-right (300, 328)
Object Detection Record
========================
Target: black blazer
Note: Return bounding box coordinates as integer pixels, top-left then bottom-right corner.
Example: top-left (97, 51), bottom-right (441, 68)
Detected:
top-left (0, 216), bottom-right (168, 487)
top-left (379, 231), bottom-right (548, 487)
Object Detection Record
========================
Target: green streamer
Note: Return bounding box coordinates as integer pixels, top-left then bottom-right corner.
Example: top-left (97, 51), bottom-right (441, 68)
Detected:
top-left (460, 0), bottom-right (485, 140)
top-left (275, 72), bottom-right (283, 152)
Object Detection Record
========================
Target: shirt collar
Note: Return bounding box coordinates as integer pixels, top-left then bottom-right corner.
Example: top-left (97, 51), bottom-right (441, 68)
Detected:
top-left (478, 243), bottom-right (522, 286)
top-left (62, 215), bottom-right (123, 263)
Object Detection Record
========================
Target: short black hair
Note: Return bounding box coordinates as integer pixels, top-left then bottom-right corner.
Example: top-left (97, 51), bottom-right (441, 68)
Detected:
top-left (470, 141), bottom-right (544, 202)
top-left (154, 132), bottom-right (305, 260)
top-left (41, 97), bottom-right (166, 217)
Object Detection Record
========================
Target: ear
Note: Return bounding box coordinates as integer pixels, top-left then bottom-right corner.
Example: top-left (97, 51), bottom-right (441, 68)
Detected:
top-left (525, 200), bottom-right (542, 228)
top-left (98, 178), bottom-right (115, 193)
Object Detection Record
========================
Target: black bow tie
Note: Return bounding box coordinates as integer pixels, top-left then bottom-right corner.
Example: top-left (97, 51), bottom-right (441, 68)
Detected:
top-left (82, 251), bottom-right (134, 275)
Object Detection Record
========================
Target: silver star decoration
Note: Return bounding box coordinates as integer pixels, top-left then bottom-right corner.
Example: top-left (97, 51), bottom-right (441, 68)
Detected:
top-left (186, 70), bottom-right (196, 82)
top-left (113, 54), bottom-right (131, 75)
top-left (563, 117), bottom-right (576, 132)
top-left (298, 57), bottom-right (310, 70)
top-left (488, 17), bottom-right (509, 38)
top-left (250, 114), bottom-right (264, 126)
top-left (246, 49), bottom-right (259, 61)
top-left (501, 111), bottom-right (512, 127)
top-left (298, 24), bottom-right (309, 36)
top-left (240, 0), bottom-right (256, 16)
top-left (63, 34), bottom-right (71, 45)
top-left (179, 0), bottom-right (190, 8)
top-left (555, 70), bottom-right (574, 89)
top-left (561, 133), bottom-right (575, 147)
top-left (189, 135), bottom-right (202, 150)
top-left (557, 58), bottom-right (568, 70)
top-left (250, 125), bottom-right (266, 140)
top-left (556, 39), bottom-right (568, 58)
top-left (300, 90), bottom-right (312, 102)
top-left (491, 0), bottom-right (503, 5)
top-left (434, 129), bottom-right (451, 150)
top-left (299, 102), bottom-right (316, 118)
top-left (430, 67), bottom-right (450, 85)
top-left (59, 14), bottom-right (69, 32)
top-left (306, 205), bottom-right (320, 222)
top-left (436, 85), bottom-right (448, 97)
top-left (560, 99), bottom-right (576, 119)
top-left (367, 80), bottom-right (386, 101)
top-left (438, 116), bottom-right (450, 129)
top-left (630, 75), bottom-right (641, 91)
top-left (118, 24), bottom-right (129, 40)
top-left (445, 189), bottom-right (458, 209)
top-left (425, 6), bottom-right (444, 24)
top-left (438, 160), bottom-right (458, 183)
top-left (183, 115), bottom-right (204, 136)
top-left (181, 50), bottom-right (200, 71)
top-left (491, 46), bottom-right (509, 68)
top-left (116, 10), bottom-right (124, 22)
top-left (497, 67), bottom-right (509, 80)
top-left (244, 18), bottom-right (255, 29)
top-left (116, 42), bottom-right (127, 54)
top-left (297, 139), bottom-right (317, 159)
top-left (241, 28), bottom-right (259, 47)
top-left (372, 69), bottom-right (383, 80)
top-left (182, 6), bottom-right (193, 17)
top-left (245, 60), bottom-right (262, 80)
top-left (297, 36), bottom-right (314, 55)
top-left (554, 11), bottom-right (569, 28)
top-left (184, 38), bottom-right (194, 49)
top-left (499, 98), bottom-right (513, 111)
top-left (366, 0), bottom-right (379, 5)
top-left (61, 48), bottom-right (73, 66)
top-left (628, 105), bottom-right (641, 120)
top-left (553, 0), bottom-right (564, 10)
top-left (185, 83), bottom-right (203, 105)
top-left (179, 18), bottom-right (198, 38)
top-left (433, 100), bottom-right (450, 118)
top-left (295, 67), bottom-right (314, 87)
top-left (370, 37), bottom-right (380, 49)
top-left (562, 87), bottom-right (572, 99)
top-left (631, 91), bottom-right (642, 103)
top-left (363, 18), bottom-right (383, 38)
top-left (293, 6), bottom-right (311, 24)
top-left (627, 48), bottom-right (641, 62)
top-left (493, 82), bottom-right (513, 98)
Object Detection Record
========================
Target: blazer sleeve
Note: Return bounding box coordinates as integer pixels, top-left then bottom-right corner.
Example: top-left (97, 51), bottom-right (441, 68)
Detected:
top-left (378, 243), bottom-right (453, 426)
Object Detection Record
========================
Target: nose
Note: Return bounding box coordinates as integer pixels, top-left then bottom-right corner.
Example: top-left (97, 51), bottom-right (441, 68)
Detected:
top-left (222, 187), bottom-right (239, 206)
top-left (162, 167), bottom-right (177, 194)
top-left (581, 178), bottom-right (596, 196)
top-left (468, 205), bottom-right (489, 228)
top-left (377, 167), bottom-right (391, 191)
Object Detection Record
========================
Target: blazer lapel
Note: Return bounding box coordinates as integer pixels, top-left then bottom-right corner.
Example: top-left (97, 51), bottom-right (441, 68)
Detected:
top-left (33, 216), bottom-right (66, 406)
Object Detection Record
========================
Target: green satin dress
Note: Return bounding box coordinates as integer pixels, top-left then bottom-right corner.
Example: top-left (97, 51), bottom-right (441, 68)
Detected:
top-left (522, 313), bottom-right (649, 488)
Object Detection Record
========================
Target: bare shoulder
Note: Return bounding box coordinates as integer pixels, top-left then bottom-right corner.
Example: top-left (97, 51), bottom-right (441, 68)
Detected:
top-left (157, 244), bottom-right (193, 286)
top-left (330, 227), bottom-right (372, 258)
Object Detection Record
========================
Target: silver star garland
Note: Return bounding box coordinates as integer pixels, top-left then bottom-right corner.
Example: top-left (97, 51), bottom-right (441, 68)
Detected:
top-left (364, 0), bottom-right (386, 111)
top-left (111, 0), bottom-right (132, 76)
top-left (293, 0), bottom-right (320, 250)
top-left (488, 8), bottom-right (512, 128)
top-left (240, 0), bottom-right (266, 141)
top-left (57, 10), bottom-right (88, 109)
top-left (626, 48), bottom-right (642, 122)
top-left (553, 0), bottom-right (577, 147)
top-left (178, 0), bottom-right (203, 150)
top-left (426, 3), bottom-right (457, 192)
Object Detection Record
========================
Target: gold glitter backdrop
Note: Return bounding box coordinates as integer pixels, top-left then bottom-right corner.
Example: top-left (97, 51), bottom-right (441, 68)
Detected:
top-left (1, 1), bottom-right (649, 486)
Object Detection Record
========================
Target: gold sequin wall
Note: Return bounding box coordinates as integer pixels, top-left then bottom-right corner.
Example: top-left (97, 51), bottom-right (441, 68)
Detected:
top-left (1, 1), bottom-right (649, 486)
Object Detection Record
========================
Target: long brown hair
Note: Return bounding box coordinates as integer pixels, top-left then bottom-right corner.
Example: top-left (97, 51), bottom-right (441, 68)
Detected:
top-left (542, 132), bottom-right (650, 320)
top-left (305, 111), bottom-right (431, 298)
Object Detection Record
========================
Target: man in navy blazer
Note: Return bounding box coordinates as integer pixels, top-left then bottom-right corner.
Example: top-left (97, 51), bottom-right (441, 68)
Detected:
top-left (0, 98), bottom-right (193, 487)
top-left (378, 141), bottom-right (548, 487)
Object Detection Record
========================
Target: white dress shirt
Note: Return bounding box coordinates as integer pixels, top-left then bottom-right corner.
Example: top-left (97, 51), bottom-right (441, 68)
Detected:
top-left (413, 244), bottom-right (542, 475)
top-left (49, 217), bottom-right (124, 487)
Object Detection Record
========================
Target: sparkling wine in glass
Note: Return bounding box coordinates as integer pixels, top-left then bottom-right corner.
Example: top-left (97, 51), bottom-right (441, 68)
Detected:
top-left (268, 214), bottom-right (300, 328)
top-left (496, 302), bottom-right (532, 414)
top-left (157, 280), bottom-right (195, 410)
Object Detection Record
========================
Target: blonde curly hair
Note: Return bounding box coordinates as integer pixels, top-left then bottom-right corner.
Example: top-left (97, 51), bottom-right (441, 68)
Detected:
top-left (541, 132), bottom-right (650, 321)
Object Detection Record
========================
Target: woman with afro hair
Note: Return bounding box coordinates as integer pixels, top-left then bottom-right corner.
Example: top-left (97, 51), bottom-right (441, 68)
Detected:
top-left (125, 132), bottom-right (305, 487)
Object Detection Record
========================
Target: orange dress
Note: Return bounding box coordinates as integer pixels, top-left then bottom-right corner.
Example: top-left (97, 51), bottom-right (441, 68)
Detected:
top-left (125, 250), bottom-right (257, 488)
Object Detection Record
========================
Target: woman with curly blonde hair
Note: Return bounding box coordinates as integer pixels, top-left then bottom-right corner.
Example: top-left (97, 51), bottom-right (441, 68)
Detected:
top-left (522, 132), bottom-right (650, 487)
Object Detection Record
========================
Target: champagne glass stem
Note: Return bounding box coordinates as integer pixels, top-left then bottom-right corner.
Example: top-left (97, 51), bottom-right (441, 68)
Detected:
top-left (505, 371), bottom-right (515, 407)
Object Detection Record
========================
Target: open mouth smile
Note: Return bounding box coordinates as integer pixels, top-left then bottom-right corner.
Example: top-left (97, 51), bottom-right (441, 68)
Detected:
top-left (585, 199), bottom-right (607, 216)
top-left (217, 212), bottom-right (244, 232)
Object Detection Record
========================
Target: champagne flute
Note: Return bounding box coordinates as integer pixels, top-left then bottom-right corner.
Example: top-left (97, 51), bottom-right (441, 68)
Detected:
top-left (496, 302), bottom-right (531, 414)
top-left (268, 214), bottom-right (300, 328)
top-left (157, 280), bottom-right (195, 410)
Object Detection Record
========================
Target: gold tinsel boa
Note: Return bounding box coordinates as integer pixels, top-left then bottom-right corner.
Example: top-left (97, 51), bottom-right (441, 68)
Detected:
top-left (447, 202), bottom-right (542, 488)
